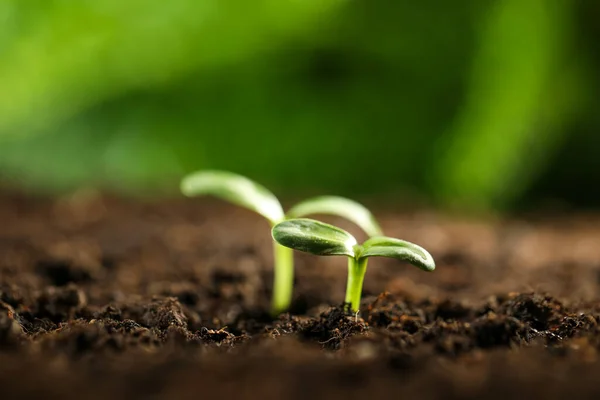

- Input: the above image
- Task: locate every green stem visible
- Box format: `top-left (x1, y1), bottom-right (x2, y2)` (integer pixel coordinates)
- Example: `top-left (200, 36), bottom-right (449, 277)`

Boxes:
top-left (344, 257), bottom-right (368, 313)
top-left (271, 242), bottom-right (294, 316)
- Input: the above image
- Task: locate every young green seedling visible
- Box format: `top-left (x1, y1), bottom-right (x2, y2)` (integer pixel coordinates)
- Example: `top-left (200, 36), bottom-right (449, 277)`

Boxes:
top-left (272, 218), bottom-right (435, 313)
top-left (180, 170), bottom-right (382, 315)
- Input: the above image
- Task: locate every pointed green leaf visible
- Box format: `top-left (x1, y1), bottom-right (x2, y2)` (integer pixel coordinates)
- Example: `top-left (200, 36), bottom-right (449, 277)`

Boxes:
top-left (287, 196), bottom-right (383, 237)
top-left (180, 170), bottom-right (284, 224)
top-left (272, 218), bottom-right (357, 257)
top-left (360, 236), bottom-right (435, 272)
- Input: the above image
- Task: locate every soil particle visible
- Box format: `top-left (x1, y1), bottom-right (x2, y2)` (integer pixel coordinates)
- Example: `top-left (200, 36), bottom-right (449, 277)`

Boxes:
top-left (0, 301), bottom-right (24, 348)
top-left (140, 297), bottom-right (187, 331)
top-left (36, 259), bottom-right (96, 286)
top-left (300, 306), bottom-right (368, 349)
top-left (502, 292), bottom-right (562, 330)
top-left (34, 284), bottom-right (87, 323)
top-left (470, 313), bottom-right (528, 349)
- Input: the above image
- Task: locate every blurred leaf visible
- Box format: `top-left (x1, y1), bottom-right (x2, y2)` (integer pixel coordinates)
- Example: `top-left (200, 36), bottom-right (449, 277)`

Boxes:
top-left (287, 196), bottom-right (382, 237)
top-left (0, 0), bottom-right (343, 138)
top-left (429, 0), bottom-right (578, 209)
top-left (0, 1), bottom-right (592, 210)
top-left (0, 1), bottom-right (474, 195)
top-left (181, 170), bottom-right (284, 224)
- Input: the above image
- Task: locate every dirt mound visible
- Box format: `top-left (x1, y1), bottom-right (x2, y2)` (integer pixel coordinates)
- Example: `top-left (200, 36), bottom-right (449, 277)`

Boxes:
top-left (1, 193), bottom-right (600, 399)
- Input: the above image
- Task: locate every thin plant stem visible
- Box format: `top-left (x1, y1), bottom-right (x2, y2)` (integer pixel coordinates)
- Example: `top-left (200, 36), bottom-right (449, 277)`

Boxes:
top-left (271, 243), bottom-right (294, 315)
top-left (344, 257), bottom-right (368, 313)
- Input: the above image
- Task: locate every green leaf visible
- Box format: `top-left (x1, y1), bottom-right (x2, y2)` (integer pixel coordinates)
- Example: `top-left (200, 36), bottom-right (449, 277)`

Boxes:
top-left (429, 0), bottom-right (571, 209)
top-left (272, 218), bottom-right (357, 257)
top-left (180, 170), bottom-right (284, 224)
top-left (360, 236), bottom-right (435, 272)
top-left (0, 0), bottom-right (344, 139)
top-left (286, 196), bottom-right (383, 237)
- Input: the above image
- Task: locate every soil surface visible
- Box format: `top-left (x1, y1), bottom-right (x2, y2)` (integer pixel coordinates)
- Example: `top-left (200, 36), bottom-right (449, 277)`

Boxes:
top-left (1, 191), bottom-right (600, 399)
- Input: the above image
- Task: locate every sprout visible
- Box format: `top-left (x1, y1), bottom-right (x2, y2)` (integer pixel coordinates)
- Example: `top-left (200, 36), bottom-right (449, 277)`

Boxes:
top-left (272, 218), bottom-right (435, 313)
top-left (180, 170), bottom-right (382, 315)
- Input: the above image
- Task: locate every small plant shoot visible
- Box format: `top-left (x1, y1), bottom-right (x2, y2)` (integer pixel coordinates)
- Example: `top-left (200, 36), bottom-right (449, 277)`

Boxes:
top-left (272, 218), bottom-right (435, 313)
top-left (180, 170), bottom-right (383, 315)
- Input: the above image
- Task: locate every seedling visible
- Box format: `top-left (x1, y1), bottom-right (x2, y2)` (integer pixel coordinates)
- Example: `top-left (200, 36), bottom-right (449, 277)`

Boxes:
top-left (272, 218), bottom-right (435, 313)
top-left (180, 170), bottom-right (382, 315)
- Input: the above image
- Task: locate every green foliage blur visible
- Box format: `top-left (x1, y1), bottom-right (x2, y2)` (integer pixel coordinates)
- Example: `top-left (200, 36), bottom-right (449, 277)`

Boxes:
top-left (0, 0), bottom-right (598, 210)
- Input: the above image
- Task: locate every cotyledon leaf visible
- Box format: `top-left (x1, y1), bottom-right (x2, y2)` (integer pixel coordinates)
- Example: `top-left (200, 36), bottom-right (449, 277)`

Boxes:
top-left (359, 236), bottom-right (435, 272)
top-left (180, 170), bottom-right (285, 224)
top-left (272, 218), bottom-right (357, 257)
top-left (286, 196), bottom-right (383, 237)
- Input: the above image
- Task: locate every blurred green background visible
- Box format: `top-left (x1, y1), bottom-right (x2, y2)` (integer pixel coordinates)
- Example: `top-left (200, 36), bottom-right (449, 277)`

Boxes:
top-left (0, 0), bottom-right (598, 210)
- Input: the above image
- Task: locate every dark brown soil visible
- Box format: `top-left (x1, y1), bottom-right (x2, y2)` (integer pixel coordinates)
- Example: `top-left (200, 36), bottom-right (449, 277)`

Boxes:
top-left (1, 191), bottom-right (600, 399)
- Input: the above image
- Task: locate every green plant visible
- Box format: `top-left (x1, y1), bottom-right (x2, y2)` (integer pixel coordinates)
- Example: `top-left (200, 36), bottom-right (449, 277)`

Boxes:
top-left (272, 218), bottom-right (435, 313)
top-left (180, 170), bottom-right (382, 315)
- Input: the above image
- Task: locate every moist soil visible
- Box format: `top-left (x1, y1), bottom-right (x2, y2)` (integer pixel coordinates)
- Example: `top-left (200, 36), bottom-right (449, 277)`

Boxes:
top-left (1, 192), bottom-right (600, 399)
